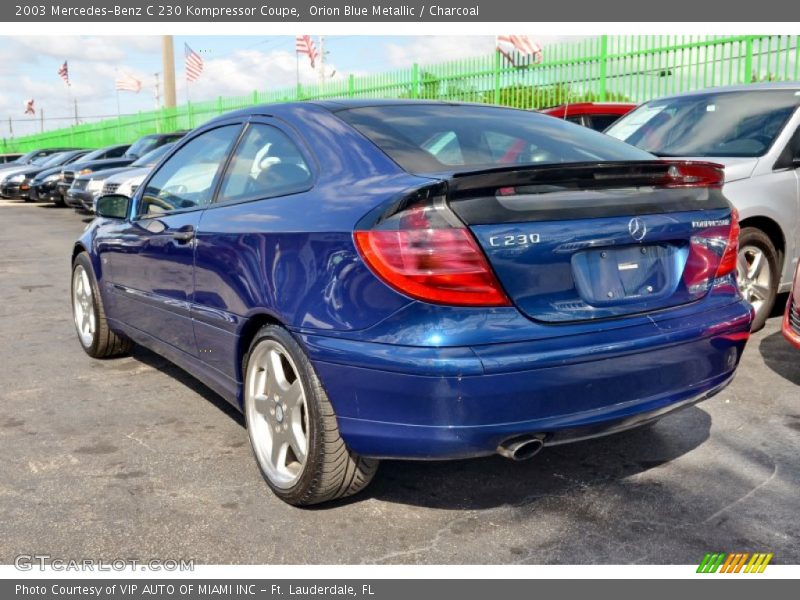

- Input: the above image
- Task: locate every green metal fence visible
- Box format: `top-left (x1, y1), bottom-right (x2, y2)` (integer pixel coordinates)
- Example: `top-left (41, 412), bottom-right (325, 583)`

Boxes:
top-left (4, 34), bottom-right (800, 152)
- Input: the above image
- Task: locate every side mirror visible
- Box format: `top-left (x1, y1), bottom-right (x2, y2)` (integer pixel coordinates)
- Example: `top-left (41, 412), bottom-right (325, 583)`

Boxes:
top-left (95, 194), bottom-right (130, 219)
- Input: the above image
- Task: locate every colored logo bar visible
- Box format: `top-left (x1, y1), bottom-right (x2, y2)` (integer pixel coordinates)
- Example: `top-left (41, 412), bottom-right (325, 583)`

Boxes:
top-left (697, 552), bottom-right (773, 573)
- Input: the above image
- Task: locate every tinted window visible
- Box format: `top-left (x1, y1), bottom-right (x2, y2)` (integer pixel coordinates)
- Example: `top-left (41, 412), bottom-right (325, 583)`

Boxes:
top-left (105, 145), bottom-right (129, 158)
top-left (590, 114), bottom-right (623, 131)
top-left (218, 124), bottom-right (312, 203)
top-left (606, 90), bottom-right (800, 157)
top-left (138, 126), bottom-right (240, 217)
top-left (336, 104), bottom-right (652, 174)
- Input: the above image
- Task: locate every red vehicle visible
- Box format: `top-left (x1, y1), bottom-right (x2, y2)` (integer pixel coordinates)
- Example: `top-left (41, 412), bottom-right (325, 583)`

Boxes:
top-left (541, 102), bottom-right (637, 131)
top-left (783, 262), bottom-right (800, 349)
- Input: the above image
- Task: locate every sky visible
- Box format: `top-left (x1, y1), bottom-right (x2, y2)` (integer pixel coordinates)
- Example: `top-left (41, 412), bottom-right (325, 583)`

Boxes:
top-left (0, 35), bottom-right (582, 139)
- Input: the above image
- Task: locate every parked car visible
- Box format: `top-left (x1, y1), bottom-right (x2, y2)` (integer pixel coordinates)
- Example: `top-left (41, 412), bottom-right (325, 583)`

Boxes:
top-left (72, 101), bottom-right (753, 505)
top-left (0, 149), bottom-right (89, 200)
top-left (0, 153), bottom-right (23, 164)
top-left (100, 143), bottom-right (177, 200)
top-left (606, 83), bottom-right (800, 330)
top-left (784, 262), bottom-right (800, 349)
top-left (37, 144), bottom-right (131, 206)
top-left (541, 102), bottom-right (637, 131)
top-left (60, 133), bottom-right (184, 200)
top-left (0, 148), bottom-right (79, 189)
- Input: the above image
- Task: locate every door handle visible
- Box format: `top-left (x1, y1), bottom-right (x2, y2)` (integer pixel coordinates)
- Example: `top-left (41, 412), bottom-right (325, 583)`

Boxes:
top-left (172, 225), bottom-right (195, 243)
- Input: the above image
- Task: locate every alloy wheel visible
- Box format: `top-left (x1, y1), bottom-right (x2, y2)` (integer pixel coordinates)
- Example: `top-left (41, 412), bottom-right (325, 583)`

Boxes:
top-left (245, 339), bottom-right (309, 489)
top-left (72, 265), bottom-right (95, 348)
top-left (737, 245), bottom-right (772, 315)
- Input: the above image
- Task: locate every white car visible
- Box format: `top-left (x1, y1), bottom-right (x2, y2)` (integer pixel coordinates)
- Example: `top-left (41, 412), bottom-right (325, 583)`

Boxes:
top-left (607, 83), bottom-right (800, 330)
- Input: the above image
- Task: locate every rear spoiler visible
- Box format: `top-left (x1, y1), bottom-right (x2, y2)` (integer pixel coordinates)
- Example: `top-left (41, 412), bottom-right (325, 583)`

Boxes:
top-left (443, 161), bottom-right (730, 225)
top-left (447, 161), bottom-right (724, 199)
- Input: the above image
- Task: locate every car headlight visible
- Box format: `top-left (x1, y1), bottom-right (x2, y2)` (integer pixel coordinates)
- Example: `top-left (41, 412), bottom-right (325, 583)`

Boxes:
top-left (8, 174), bottom-right (24, 183)
top-left (86, 179), bottom-right (104, 192)
top-left (43, 173), bottom-right (61, 183)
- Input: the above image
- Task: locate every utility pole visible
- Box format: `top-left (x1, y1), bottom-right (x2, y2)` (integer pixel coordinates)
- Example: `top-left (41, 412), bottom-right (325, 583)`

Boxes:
top-left (162, 35), bottom-right (177, 108)
top-left (40, 109), bottom-right (44, 133)
top-left (74, 98), bottom-right (79, 125)
top-left (8, 117), bottom-right (13, 138)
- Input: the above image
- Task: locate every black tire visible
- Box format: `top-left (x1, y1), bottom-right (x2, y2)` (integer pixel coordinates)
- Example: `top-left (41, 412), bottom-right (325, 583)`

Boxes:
top-left (243, 324), bottom-right (378, 506)
top-left (737, 227), bottom-right (780, 332)
top-left (71, 252), bottom-right (133, 358)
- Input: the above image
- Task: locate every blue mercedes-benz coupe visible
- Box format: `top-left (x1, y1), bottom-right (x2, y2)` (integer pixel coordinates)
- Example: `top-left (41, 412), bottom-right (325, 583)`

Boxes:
top-left (71, 100), bottom-right (753, 505)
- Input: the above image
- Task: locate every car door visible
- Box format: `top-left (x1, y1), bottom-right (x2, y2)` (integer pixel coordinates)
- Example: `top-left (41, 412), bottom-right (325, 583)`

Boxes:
top-left (100, 123), bottom-right (243, 353)
top-left (192, 120), bottom-right (315, 380)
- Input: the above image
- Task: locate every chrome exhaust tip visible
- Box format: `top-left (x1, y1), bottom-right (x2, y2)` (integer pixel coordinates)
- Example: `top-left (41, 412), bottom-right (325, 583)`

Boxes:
top-left (497, 435), bottom-right (545, 461)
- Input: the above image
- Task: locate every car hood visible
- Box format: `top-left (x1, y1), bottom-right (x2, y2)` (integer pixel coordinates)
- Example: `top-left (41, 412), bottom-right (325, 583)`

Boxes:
top-left (679, 156), bottom-right (759, 183)
top-left (31, 165), bottom-right (65, 183)
top-left (105, 166), bottom-right (151, 185)
top-left (0, 165), bottom-right (30, 181)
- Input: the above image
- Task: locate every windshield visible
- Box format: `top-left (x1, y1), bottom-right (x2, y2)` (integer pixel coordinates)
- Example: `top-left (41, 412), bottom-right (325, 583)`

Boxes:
top-left (131, 143), bottom-right (174, 167)
top-left (336, 104), bottom-right (653, 174)
top-left (606, 89), bottom-right (800, 157)
top-left (42, 152), bottom-right (76, 167)
top-left (125, 134), bottom-right (182, 158)
top-left (32, 154), bottom-right (57, 166)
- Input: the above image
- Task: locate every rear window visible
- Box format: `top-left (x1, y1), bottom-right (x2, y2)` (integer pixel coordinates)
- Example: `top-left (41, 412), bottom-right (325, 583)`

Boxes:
top-left (335, 104), bottom-right (653, 174)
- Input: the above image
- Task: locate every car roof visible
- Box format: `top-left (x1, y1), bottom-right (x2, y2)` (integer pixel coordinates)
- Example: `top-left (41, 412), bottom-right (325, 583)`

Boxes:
top-left (540, 102), bottom-right (637, 116)
top-left (648, 81), bottom-right (800, 101)
top-left (207, 99), bottom-right (538, 124)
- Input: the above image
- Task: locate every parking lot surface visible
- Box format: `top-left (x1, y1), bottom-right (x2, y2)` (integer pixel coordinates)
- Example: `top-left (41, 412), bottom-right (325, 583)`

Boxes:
top-left (0, 199), bottom-right (798, 565)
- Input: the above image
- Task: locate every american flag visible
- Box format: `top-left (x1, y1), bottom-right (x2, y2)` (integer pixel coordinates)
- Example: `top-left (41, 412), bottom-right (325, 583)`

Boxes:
top-left (184, 43), bottom-right (204, 82)
top-left (58, 60), bottom-right (70, 86)
top-left (24, 99), bottom-right (35, 115)
top-left (295, 35), bottom-right (318, 69)
top-left (115, 72), bottom-right (142, 93)
top-left (496, 35), bottom-right (543, 66)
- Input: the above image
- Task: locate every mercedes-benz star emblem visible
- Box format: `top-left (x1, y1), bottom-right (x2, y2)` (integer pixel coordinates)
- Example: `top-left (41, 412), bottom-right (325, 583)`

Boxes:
top-left (628, 217), bottom-right (647, 241)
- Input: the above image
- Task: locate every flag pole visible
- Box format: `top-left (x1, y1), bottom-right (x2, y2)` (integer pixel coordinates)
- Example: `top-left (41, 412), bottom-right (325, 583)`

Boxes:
top-left (186, 77), bottom-right (192, 128)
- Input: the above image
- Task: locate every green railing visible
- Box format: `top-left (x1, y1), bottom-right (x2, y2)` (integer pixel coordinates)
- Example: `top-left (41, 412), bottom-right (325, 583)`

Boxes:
top-left (4, 34), bottom-right (799, 152)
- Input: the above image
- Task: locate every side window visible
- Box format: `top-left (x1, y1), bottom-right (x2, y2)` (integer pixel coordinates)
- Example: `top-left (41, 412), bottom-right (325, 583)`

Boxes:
top-left (138, 125), bottom-right (240, 217)
top-left (218, 124), bottom-right (312, 203)
top-left (106, 146), bottom-right (128, 158)
top-left (590, 114), bottom-right (623, 132)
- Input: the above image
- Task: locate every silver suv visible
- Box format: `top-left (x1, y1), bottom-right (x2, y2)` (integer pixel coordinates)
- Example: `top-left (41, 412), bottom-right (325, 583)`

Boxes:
top-left (607, 83), bottom-right (800, 330)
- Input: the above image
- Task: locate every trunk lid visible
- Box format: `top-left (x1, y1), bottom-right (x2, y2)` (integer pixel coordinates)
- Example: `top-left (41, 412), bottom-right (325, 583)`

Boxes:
top-left (446, 162), bottom-right (734, 322)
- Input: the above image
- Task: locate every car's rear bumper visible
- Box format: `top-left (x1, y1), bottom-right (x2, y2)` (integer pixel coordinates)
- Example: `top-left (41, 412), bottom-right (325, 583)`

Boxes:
top-left (302, 298), bottom-right (753, 459)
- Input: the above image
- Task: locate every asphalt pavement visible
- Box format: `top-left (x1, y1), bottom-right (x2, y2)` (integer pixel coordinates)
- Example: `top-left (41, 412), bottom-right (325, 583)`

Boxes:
top-left (0, 199), bottom-right (798, 565)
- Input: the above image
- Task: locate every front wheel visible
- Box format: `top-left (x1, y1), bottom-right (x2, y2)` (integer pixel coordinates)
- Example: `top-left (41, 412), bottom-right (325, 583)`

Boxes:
top-left (736, 227), bottom-right (779, 332)
top-left (243, 325), bottom-right (378, 506)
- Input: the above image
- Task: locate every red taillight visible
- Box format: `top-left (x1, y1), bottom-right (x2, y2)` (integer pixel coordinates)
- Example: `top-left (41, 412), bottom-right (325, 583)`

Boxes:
top-left (354, 201), bottom-right (511, 307)
top-left (662, 161), bottom-right (725, 188)
top-left (683, 207), bottom-right (739, 293)
top-left (717, 207), bottom-right (740, 277)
